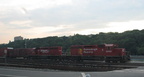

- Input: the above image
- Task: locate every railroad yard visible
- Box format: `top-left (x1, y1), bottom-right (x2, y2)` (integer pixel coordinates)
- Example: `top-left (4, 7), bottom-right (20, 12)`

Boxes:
top-left (0, 58), bottom-right (144, 72)
top-left (0, 44), bottom-right (142, 72)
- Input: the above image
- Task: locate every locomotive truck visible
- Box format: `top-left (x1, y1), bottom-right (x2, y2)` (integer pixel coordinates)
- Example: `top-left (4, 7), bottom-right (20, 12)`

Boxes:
top-left (0, 44), bottom-right (130, 63)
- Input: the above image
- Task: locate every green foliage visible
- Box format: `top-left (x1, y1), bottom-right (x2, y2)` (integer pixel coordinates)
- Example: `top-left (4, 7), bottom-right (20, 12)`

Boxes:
top-left (1, 29), bottom-right (144, 55)
top-left (137, 47), bottom-right (144, 55)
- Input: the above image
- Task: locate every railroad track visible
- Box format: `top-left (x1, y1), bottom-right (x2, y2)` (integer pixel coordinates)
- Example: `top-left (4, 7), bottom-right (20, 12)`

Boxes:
top-left (0, 58), bottom-right (143, 71)
top-left (0, 58), bottom-right (144, 66)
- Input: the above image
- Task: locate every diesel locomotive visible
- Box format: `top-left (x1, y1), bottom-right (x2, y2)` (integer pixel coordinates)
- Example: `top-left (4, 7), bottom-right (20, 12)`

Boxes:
top-left (0, 44), bottom-right (130, 63)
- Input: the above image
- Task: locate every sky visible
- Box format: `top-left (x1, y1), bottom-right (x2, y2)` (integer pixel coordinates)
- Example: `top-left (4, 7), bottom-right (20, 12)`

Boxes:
top-left (0, 0), bottom-right (144, 44)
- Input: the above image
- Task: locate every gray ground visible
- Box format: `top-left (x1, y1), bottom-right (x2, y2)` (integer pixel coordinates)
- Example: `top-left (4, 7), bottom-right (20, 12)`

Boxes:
top-left (0, 66), bottom-right (144, 77)
top-left (0, 58), bottom-right (144, 77)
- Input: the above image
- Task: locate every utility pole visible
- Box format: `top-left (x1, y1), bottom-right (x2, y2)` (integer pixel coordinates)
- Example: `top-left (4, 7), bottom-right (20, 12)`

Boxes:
top-left (4, 49), bottom-right (7, 64)
top-left (24, 39), bottom-right (27, 48)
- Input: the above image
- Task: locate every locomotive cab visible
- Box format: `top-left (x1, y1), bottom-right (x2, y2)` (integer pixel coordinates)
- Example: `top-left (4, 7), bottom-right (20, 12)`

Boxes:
top-left (104, 44), bottom-right (130, 63)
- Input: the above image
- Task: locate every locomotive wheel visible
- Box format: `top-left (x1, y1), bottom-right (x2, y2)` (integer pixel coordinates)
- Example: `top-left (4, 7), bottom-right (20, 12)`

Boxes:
top-left (120, 60), bottom-right (126, 63)
top-left (112, 61), bottom-right (118, 63)
top-left (105, 60), bottom-right (110, 63)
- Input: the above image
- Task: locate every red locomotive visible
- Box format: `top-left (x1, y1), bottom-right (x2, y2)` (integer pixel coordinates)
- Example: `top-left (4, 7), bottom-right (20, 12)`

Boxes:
top-left (70, 44), bottom-right (130, 63)
top-left (0, 47), bottom-right (13, 57)
top-left (35, 46), bottom-right (62, 56)
top-left (0, 44), bottom-right (130, 63)
top-left (8, 48), bottom-right (35, 58)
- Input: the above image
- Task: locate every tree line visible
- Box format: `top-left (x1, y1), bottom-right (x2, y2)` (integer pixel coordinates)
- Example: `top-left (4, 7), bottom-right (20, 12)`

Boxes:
top-left (0, 29), bottom-right (144, 55)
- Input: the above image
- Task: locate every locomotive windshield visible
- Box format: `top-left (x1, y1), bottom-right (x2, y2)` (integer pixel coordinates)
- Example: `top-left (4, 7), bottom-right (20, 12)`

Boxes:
top-left (98, 45), bottom-right (105, 48)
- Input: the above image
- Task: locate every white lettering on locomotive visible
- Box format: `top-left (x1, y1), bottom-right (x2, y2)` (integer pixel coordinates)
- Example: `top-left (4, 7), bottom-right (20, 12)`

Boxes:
top-left (83, 48), bottom-right (97, 53)
top-left (40, 50), bottom-right (49, 53)
top-left (83, 51), bottom-right (94, 53)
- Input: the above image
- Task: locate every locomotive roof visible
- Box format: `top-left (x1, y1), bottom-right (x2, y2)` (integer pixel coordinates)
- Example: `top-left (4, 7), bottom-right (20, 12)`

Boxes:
top-left (104, 44), bottom-right (118, 47)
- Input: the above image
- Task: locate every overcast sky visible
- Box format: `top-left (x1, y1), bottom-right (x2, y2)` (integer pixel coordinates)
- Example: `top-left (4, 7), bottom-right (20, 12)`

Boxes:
top-left (0, 0), bottom-right (144, 44)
